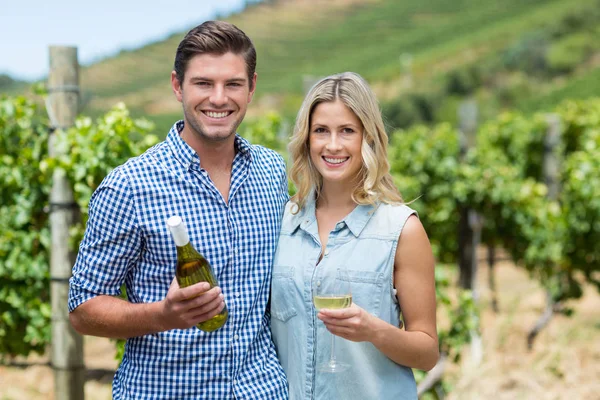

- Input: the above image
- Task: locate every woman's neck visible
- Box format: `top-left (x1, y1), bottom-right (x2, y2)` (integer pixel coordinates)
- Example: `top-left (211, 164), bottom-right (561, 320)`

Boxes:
top-left (317, 182), bottom-right (356, 215)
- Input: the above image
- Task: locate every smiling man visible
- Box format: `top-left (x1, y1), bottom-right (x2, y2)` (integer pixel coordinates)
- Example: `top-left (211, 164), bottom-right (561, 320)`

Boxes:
top-left (68, 21), bottom-right (289, 399)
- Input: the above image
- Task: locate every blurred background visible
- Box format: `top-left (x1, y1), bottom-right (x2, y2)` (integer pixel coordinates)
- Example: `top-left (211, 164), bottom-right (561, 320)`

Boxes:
top-left (1, 0), bottom-right (599, 399)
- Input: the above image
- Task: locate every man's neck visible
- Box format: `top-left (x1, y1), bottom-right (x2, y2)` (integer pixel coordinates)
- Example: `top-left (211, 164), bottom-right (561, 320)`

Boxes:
top-left (181, 127), bottom-right (236, 170)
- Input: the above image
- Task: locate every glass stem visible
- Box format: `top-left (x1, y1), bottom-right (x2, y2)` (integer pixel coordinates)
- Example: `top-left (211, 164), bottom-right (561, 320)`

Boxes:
top-left (329, 332), bottom-right (336, 366)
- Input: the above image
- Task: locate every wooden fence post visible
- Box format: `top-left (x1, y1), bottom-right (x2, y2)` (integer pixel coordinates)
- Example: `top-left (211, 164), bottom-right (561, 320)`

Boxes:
top-left (47, 46), bottom-right (85, 400)
top-left (487, 246), bottom-right (499, 312)
top-left (527, 114), bottom-right (562, 350)
top-left (457, 99), bottom-right (482, 297)
top-left (457, 98), bottom-right (483, 367)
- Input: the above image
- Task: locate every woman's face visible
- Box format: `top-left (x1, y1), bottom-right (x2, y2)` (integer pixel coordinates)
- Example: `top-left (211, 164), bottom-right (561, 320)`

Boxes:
top-left (309, 100), bottom-right (364, 187)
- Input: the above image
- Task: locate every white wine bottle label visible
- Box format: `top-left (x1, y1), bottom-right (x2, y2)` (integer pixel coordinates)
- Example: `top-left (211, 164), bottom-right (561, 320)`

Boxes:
top-left (167, 216), bottom-right (190, 247)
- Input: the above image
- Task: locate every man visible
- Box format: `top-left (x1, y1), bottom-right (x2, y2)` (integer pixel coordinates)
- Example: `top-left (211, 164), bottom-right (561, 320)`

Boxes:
top-left (68, 21), bottom-right (289, 399)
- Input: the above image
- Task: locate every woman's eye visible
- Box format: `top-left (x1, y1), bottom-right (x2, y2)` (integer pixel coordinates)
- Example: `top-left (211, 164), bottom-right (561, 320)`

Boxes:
top-left (343, 128), bottom-right (355, 134)
top-left (313, 128), bottom-right (326, 133)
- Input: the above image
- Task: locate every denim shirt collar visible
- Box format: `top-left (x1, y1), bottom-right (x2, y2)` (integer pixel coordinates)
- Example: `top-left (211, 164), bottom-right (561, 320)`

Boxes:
top-left (290, 192), bottom-right (378, 238)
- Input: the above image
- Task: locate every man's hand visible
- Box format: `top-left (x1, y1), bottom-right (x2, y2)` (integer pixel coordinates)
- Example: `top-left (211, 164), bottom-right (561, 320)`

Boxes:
top-left (317, 303), bottom-right (378, 343)
top-left (159, 278), bottom-right (226, 330)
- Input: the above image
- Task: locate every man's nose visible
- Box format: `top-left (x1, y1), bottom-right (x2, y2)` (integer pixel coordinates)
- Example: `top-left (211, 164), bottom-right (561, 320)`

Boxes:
top-left (209, 85), bottom-right (228, 107)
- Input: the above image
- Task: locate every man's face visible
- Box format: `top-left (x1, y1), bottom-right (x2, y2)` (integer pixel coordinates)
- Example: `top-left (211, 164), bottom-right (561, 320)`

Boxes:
top-left (171, 52), bottom-right (256, 143)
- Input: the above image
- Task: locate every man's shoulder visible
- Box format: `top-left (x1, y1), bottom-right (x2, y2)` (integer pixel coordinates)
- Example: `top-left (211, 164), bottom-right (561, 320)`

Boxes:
top-left (100, 141), bottom-right (168, 186)
top-left (249, 144), bottom-right (285, 169)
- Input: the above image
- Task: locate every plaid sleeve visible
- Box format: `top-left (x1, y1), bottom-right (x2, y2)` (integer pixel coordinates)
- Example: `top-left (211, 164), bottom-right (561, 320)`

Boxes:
top-left (68, 169), bottom-right (142, 312)
top-left (277, 155), bottom-right (290, 205)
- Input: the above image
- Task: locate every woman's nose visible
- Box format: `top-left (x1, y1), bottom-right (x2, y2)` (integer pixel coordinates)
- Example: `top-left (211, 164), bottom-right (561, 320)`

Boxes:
top-left (325, 133), bottom-right (342, 151)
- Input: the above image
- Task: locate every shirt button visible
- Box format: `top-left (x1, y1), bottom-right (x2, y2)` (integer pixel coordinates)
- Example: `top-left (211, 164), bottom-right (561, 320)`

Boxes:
top-left (324, 249), bottom-right (329, 256)
top-left (317, 281), bottom-right (321, 287)
top-left (235, 292), bottom-right (241, 298)
top-left (234, 334), bottom-right (239, 340)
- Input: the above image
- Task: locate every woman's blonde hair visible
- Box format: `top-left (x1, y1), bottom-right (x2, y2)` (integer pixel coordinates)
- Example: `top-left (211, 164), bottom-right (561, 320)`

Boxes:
top-left (289, 72), bottom-right (403, 211)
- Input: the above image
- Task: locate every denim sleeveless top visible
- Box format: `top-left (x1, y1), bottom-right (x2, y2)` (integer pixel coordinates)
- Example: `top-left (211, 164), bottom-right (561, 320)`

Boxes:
top-left (271, 198), bottom-right (418, 400)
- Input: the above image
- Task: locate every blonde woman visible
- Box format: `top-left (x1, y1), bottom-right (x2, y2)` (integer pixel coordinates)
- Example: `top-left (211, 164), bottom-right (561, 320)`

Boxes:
top-left (270, 72), bottom-right (438, 399)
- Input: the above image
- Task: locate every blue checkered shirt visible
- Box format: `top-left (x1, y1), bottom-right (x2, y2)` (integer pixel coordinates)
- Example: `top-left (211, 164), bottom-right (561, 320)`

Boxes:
top-left (68, 121), bottom-right (289, 399)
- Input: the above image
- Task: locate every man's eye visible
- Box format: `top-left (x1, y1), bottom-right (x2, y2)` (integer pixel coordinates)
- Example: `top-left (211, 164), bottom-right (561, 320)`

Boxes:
top-left (228, 82), bottom-right (242, 87)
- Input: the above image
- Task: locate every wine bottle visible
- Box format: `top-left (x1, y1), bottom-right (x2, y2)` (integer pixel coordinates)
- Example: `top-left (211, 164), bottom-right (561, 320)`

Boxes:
top-left (167, 215), bottom-right (228, 332)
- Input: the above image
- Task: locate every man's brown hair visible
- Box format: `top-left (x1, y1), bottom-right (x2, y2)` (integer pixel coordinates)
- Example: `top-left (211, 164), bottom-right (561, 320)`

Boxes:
top-left (174, 20), bottom-right (257, 89)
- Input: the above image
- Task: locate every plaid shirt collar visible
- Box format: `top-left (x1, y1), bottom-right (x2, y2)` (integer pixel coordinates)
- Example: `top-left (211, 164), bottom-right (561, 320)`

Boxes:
top-left (167, 120), bottom-right (252, 170)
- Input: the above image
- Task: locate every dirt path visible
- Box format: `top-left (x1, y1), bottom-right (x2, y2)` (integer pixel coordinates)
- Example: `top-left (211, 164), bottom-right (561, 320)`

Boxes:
top-left (0, 336), bottom-right (116, 400)
top-left (447, 261), bottom-right (600, 400)
top-left (0, 262), bottom-right (598, 399)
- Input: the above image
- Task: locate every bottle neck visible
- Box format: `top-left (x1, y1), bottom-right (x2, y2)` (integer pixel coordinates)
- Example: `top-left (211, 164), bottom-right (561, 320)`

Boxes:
top-left (175, 240), bottom-right (207, 261)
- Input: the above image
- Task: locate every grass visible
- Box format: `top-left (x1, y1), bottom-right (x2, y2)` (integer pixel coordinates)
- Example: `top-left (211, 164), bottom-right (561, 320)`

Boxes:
top-left (6, 0), bottom-right (600, 128)
top-left (70, 0), bottom-right (600, 121)
top-left (518, 66), bottom-right (600, 112)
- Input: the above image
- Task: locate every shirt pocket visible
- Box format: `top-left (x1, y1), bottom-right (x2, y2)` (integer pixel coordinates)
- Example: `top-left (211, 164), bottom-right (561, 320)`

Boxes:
top-left (338, 269), bottom-right (385, 317)
top-left (271, 266), bottom-right (298, 322)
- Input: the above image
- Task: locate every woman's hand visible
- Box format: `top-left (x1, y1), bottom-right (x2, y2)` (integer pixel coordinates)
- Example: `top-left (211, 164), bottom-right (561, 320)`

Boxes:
top-left (317, 303), bottom-right (380, 343)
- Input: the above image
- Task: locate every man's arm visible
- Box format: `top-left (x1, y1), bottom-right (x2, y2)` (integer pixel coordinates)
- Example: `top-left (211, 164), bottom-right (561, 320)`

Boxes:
top-left (70, 280), bottom-right (225, 339)
top-left (68, 172), bottom-right (225, 339)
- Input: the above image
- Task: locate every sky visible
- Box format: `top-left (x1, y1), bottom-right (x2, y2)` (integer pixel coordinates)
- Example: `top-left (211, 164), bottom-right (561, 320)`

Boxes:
top-left (0, 0), bottom-right (250, 81)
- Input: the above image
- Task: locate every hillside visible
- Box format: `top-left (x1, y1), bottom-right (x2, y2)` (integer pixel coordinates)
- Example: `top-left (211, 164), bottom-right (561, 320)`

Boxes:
top-left (22, 0), bottom-right (600, 134)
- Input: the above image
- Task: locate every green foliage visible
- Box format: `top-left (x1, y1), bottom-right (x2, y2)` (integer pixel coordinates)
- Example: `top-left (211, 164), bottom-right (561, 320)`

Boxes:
top-left (471, 99), bottom-right (600, 296)
top-left (388, 97), bottom-right (600, 304)
top-left (0, 96), bottom-right (157, 357)
top-left (386, 98), bottom-right (600, 395)
top-left (503, 30), bottom-right (550, 76)
top-left (239, 112), bottom-right (286, 155)
top-left (45, 103), bottom-right (157, 212)
top-left (389, 123), bottom-right (462, 262)
top-left (380, 0), bottom-right (600, 128)
top-left (44, 0), bottom-right (596, 125)
top-left (3, 92), bottom-right (599, 400)
top-left (446, 66), bottom-right (483, 97)
top-left (435, 267), bottom-right (478, 362)
top-left (557, 100), bottom-right (600, 292)
top-left (0, 96), bottom-right (51, 357)
top-left (413, 266), bottom-right (478, 397)
top-left (546, 33), bottom-right (596, 73)
top-left (382, 92), bottom-right (441, 131)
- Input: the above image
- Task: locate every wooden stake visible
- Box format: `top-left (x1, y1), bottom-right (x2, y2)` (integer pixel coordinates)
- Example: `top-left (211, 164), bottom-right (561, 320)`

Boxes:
top-left (48, 46), bottom-right (85, 400)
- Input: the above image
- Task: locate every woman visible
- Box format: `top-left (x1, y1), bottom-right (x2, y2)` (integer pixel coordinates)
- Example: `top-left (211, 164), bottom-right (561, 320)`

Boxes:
top-left (271, 72), bottom-right (438, 399)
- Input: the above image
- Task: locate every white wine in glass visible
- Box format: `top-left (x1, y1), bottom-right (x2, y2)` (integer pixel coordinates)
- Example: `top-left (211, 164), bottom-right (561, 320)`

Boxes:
top-left (313, 271), bottom-right (352, 373)
top-left (313, 294), bottom-right (352, 310)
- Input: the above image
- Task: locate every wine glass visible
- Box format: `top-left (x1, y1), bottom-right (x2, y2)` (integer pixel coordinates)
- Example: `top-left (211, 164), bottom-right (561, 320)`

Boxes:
top-left (312, 269), bottom-right (352, 373)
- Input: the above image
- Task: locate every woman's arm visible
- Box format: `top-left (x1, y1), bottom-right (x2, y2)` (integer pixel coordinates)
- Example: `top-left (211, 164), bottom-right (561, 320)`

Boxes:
top-left (317, 214), bottom-right (439, 370)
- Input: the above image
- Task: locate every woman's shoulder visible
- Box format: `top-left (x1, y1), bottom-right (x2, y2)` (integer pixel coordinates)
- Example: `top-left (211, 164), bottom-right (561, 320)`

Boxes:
top-left (375, 202), bottom-right (417, 221)
top-left (362, 203), bottom-right (418, 238)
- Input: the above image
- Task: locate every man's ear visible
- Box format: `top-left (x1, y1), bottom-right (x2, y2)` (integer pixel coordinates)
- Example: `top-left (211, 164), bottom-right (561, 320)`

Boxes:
top-left (248, 72), bottom-right (257, 103)
top-left (171, 71), bottom-right (183, 103)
